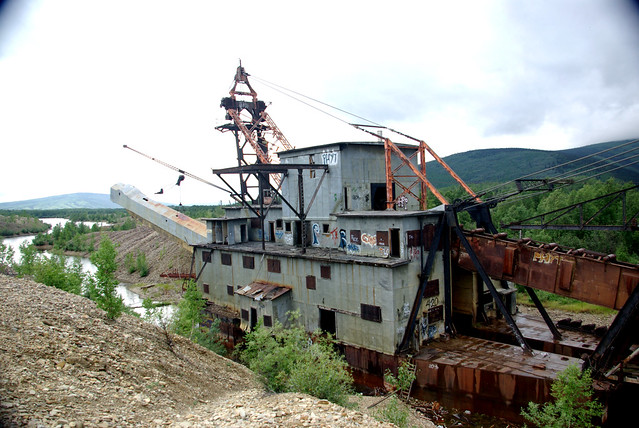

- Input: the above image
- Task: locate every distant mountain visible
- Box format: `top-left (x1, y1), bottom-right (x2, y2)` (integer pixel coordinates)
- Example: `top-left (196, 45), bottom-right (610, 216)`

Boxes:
top-left (425, 139), bottom-right (639, 188)
top-left (0, 193), bottom-right (119, 210)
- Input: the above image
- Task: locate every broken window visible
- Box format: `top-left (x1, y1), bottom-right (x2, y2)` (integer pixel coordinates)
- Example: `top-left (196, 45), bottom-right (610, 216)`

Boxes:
top-left (221, 253), bottom-right (232, 266)
top-left (202, 251), bottom-right (211, 263)
top-left (361, 303), bottom-right (382, 323)
top-left (226, 285), bottom-right (234, 296)
top-left (306, 275), bottom-right (316, 290)
top-left (322, 223), bottom-right (329, 233)
top-left (276, 219), bottom-right (283, 228)
top-left (263, 315), bottom-right (273, 327)
top-left (320, 265), bottom-right (331, 279)
top-left (267, 258), bottom-right (281, 273)
top-left (203, 283), bottom-right (210, 294)
top-left (241, 309), bottom-right (249, 321)
top-left (285, 222), bottom-right (292, 232)
top-left (243, 255), bottom-right (255, 269)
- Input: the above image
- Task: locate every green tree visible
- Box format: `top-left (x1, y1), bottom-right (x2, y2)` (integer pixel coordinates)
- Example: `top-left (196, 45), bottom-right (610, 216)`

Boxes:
top-left (521, 364), bottom-right (603, 428)
top-left (89, 236), bottom-right (124, 319)
top-left (171, 281), bottom-right (225, 354)
top-left (0, 242), bottom-right (15, 274)
top-left (136, 251), bottom-right (149, 277)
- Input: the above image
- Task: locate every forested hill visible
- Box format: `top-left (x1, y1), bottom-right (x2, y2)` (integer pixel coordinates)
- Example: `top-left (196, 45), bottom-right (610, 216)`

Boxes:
top-left (425, 139), bottom-right (639, 188)
top-left (0, 193), bottom-right (118, 210)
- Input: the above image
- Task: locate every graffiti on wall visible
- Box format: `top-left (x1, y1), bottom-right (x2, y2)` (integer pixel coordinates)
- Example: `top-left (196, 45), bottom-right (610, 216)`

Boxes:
top-left (361, 233), bottom-right (377, 247)
top-left (377, 247), bottom-right (389, 257)
top-left (275, 230), bottom-right (284, 239)
top-left (339, 230), bottom-right (347, 249)
top-left (396, 195), bottom-right (408, 210)
top-left (312, 223), bottom-right (320, 246)
top-left (346, 243), bottom-right (360, 254)
top-left (408, 247), bottom-right (421, 260)
top-left (320, 151), bottom-right (339, 165)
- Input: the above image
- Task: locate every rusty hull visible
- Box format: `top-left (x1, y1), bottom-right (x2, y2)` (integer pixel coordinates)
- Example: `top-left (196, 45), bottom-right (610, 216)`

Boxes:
top-left (456, 231), bottom-right (639, 310)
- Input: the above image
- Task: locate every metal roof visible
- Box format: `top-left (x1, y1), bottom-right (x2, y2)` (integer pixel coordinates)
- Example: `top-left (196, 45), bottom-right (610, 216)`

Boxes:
top-left (235, 281), bottom-right (291, 301)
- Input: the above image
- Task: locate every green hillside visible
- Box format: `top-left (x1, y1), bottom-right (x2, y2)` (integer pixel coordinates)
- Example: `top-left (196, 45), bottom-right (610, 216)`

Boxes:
top-left (0, 193), bottom-right (118, 210)
top-left (425, 139), bottom-right (639, 188)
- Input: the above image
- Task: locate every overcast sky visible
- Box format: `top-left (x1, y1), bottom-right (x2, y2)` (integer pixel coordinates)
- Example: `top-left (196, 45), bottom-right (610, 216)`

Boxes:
top-left (1, 0), bottom-right (638, 205)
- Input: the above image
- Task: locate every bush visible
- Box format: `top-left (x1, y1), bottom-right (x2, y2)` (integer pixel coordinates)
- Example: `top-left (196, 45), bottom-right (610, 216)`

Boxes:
top-left (136, 251), bottom-right (149, 277)
top-left (0, 242), bottom-right (15, 274)
top-left (521, 364), bottom-right (604, 428)
top-left (384, 358), bottom-right (416, 400)
top-left (239, 311), bottom-right (354, 406)
top-left (375, 396), bottom-right (411, 428)
top-left (125, 252), bottom-right (136, 274)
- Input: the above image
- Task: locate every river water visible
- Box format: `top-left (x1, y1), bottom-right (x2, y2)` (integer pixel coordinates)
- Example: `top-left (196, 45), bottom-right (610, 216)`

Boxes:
top-left (1, 218), bottom-right (173, 318)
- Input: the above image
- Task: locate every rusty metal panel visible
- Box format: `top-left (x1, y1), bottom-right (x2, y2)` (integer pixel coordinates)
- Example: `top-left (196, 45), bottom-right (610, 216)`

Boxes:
top-left (616, 271), bottom-right (639, 309)
top-left (428, 305), bottom-right (444, 323)
top-left (407, 230), bottom-right (421, 247)
top-left (557, 259), bottom-right (575, 291)
top-left (350, 229), bottom-right (361, 244)
top-left (424, 279), bottom-right (439, 298)
top-left (503, 246), bottom-right (515, 276)
top-left (306, 275), bottom-right (316, 290)
top-left (377, 231), bottom-right (389, 246)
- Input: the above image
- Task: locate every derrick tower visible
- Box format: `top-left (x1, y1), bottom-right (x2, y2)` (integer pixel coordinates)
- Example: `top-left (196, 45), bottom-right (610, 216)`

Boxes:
top-left (216, 64), bottom-right (293, 203)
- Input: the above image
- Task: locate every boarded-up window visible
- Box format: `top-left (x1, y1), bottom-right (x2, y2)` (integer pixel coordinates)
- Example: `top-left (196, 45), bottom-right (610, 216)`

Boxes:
top-left (320, 265), bottom-right (331, 279)
top-left (423, 224), bottom-right (442, 250)
top-left (377, 231), bottom-right (389, 246)
top-left (202, 251), bottom-right (211, 263)
top-left (276, 219), bottom-right (283, 228)
top-left (428, 305), bottom-right (444, 323)
top-left (424, 279), bottom-right (439, 298)
top-left (241, 309), bottom-right (249, 321)
top-left (306, 275), bottom-right (316, 290)
top-left (203, 283), bottom-right (210, 294)
top-left (263, 315), bottom-right (273, 327)
top-left (250, 218), bottom-right (261, 228)
top-left (350, 230), bottom-right (361, 244)
top-left (267, 258), bottom-right (281, 273)
top-left (406, 230), bottom-right (421, 247)
top-left (361, 304), bottom-right (382, 323)
top-left (221, 253), bottom-right (232, 266)
top-left (243, 255), bottom-right (255, 269)
top-left (226, 285), bottom-right (234, 296)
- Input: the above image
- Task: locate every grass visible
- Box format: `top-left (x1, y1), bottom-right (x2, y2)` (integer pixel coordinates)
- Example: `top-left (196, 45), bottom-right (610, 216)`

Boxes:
top-left (516, 287), bottom-right (617, 315)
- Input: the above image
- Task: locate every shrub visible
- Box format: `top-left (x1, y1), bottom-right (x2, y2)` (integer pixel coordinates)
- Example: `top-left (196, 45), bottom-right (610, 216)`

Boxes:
top-left (375, 396), bottom-right (411, 428)
top-left (521, 364), bottom-right (604, 428)
top-left (89, 236), bottom-right (124, 319)
top-left (136, 251), bottom-right (149, 277)
top-left (384, 358), bottom-right (416, 400)
top-left (239, 312), bottom-right (354, 406)
top-left (0, 242), bottom-right (15, 274)
top-left (125, 252), bottom-right (136, 274)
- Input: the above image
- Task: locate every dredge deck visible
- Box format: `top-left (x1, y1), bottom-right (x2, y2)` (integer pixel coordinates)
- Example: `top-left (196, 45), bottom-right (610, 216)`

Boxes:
top-left (412, 334), bottom-right (581, 421)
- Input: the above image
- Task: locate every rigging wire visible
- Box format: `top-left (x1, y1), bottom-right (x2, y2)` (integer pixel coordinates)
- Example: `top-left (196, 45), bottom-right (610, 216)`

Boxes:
top-left (251, 75), bottom-right (382, 128)
top-left (251, 75), bottom-right (639, 208)
top-left (477, 138), bottom-right (639, 197)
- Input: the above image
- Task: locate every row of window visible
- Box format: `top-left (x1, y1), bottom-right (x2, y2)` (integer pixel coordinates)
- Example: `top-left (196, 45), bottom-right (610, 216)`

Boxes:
top-left (211, 251), bottom-right (333, 278)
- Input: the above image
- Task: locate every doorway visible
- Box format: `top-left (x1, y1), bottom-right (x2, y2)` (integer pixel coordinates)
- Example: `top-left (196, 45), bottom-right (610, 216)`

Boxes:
top-left (319, 308), bottom-right (336, 336)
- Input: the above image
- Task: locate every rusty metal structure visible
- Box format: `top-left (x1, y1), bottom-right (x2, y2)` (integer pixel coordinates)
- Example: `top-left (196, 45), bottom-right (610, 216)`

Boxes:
top-left (115, 65), bottom-right (639, 424)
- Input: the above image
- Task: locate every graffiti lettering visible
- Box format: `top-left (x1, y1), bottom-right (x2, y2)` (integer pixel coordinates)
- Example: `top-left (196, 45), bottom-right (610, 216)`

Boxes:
top-left (425, 297), bottom-right (439, 308)
top-left (329, 227), bottom-right (339, 241)
top-left (533, 251), bottom-right (559, 264)
top-left (275, 230), bottom-right (284, 239)
top-left (396, 195), bottom-right (408, 210)
top-left (408, 247), bottom-right (421, 260)
top-left (320, 152), bottom-right (339, 165)
top-left (346, 243), bottom-right (360, 254)
top-left (377, 247), bottom-right (389, 257)
top-left (429, 363), bottom-right (439, 370)
top-left (361, 233), bottom-right (377, 246)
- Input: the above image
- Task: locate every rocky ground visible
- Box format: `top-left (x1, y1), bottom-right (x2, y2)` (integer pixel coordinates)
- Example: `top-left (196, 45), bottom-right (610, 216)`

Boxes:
top-left (0, 274), bottom-right (437, 427)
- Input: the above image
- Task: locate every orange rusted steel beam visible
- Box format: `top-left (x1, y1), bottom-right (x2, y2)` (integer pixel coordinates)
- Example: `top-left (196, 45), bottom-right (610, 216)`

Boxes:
top-left (454, 232), bottom-right (639, 310)
top-left (419, 141), bottom-right (427, 210)
top-left (384, 139), bottom-right (394, 209)
top-left (385, 138), bottom-right (449, 205)
top-left (387, 128), bottom-right (479, 201)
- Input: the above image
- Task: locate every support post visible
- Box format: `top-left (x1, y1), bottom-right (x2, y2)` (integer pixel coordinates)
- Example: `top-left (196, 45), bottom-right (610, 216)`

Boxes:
top-left (525, 286), bottom-right (562, 340)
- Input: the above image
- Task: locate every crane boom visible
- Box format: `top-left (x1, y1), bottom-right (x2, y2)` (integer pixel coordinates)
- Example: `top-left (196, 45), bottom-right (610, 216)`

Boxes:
top-left (122, 145), bottom-right (237, 198)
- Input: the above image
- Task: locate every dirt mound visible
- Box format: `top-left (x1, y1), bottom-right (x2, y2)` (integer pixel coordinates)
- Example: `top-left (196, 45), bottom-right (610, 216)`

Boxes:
top-left (0, 275), bottom-right (395, 427)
